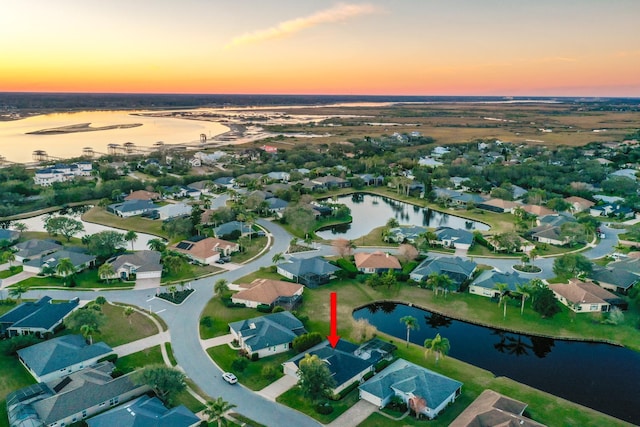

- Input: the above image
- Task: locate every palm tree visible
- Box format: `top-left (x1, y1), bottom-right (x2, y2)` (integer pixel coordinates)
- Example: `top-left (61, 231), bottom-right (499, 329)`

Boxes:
top-left (123, 306), bottom-right (135, 325)
top-left (124, 230), bottom-right (138, 251)
top-left (1, 251), bottom-right (15, 267)
top-left (8, 283), bottom-right (28, 303)
top-left (168, 285), bottom-right (177, 299)
top-left (12, 222), bottom-right (28, 233)
top-left (520, 253), bottom-right (530, 267)
top-left (214, 279), bottom-right (229, 298)
top-left (55, 258), bottom-right (76, 286)
top-left (272, 252), bottom-right (286, 264)
top-left (204, 397), bottom-right (237, 427)
top-left (427, 272), bottom-right (454, 297)
top-left (494, 282), bottom-right (509, 319)
top-left (98, 263), bottom-right (115, 283)
top-left (424, 333), bottom-right (450, 365)
top-left (399, 315), bottom-right (418, 348)
top-left (515, 283), bottom-right (532, 316)
top-left (80, 324), bottom-right (96, 345)
top-left (148, 238), bottom-right (167, 252)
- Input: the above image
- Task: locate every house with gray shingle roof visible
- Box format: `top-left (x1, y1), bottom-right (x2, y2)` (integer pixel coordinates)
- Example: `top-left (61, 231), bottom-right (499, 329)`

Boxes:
top-left (108, 250), bottom-right (162, 280)
top-left (410, 256), bottom-right (477, 288)
top-left (276, 256), bottom-right (340, 288)
top-left (0, 296), bottom-right (79, 338)
top-left (469, 270), bottom-right (529, 298)
top-left (359, 358), bottom-right (462, 419)
top-left (385, 225), bottom-right (428, 243)
top-left (6, 362), bottom-right (149, 427)
top-left (86, 395), bottom-right (200, 427)
top-left (107, 199), bottom-right (158, 218)
top-left (229, 311), bottom-right (306, 359)
top-left (434, 227), bottom-right (474, 250)
top-left (18, 335), bottom-right (113, 382)
top-left (283, 339), bottom-right (395, 396)
top-left (14, 239), bottom-right (63, 262)
top-left (213, 221), bottom-right (253, 239)
top-left (590, 262), bottom-right (640, 294)
top-left (23, 249), bottom-right (96, 275)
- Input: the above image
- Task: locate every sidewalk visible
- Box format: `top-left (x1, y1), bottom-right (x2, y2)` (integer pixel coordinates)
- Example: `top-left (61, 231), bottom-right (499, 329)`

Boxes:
top-left (256, 375), bottom-right (297, 401)
top-left (0, 271), bottom-right (36, 290)
top-left (112, 331), bottom-right (171, 358)
top-left (326, 400), bottom-right (377, 427)
top-left (200, 334), bottom-right (233, 350)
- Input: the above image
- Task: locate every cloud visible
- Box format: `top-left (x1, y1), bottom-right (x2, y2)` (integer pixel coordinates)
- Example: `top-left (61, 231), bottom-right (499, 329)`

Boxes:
top-left (226, 3), bottom-right (380, 49)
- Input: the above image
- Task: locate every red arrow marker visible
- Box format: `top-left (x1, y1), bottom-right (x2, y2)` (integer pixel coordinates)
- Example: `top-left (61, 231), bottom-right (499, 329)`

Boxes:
top-left (327, 292), bottom-right (340, 348)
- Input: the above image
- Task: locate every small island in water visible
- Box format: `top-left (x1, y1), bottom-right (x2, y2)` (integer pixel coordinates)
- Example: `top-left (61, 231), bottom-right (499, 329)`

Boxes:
top-left (26, 122), bottom-right (143, 135)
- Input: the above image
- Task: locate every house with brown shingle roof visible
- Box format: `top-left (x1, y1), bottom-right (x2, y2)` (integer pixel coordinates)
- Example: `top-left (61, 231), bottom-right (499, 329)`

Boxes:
top-left (124, 190), bottom-right (161, 201)
top-left (549, 279), bottom-right (621, 313)
top-left (231, 279), bottom-right (303, 309)
top-left (477, 198), bottom-right (519, 213)
top-left (354, 251), bottom-right (401, 274)
top-left (521, 204), bottom-right (555, 217)
top-left (170, 237), bottom-right (239, 264)
top-left (450, 389), bottom-right (546, 427)
top-left (564, 196), bottom-right (595, 213)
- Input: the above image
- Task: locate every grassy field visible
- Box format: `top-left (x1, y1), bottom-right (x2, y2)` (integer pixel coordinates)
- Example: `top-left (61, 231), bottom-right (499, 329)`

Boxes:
top-left (199, 297), bottom-right (259, 339)
top-left (206, 345), bottom-right (290, 390)
top-left (277, 385), bottom-right (361, 424)
top-left (82, 206), bottom-right (167, 238)
top-left (161, 264), bottom-right (219, 284)
top-left (116, 345), bottom-right (164, 373)
top-left (0, 341), bottom-right (37, 427)
top-left (229, 236), bottom-right (268, 264)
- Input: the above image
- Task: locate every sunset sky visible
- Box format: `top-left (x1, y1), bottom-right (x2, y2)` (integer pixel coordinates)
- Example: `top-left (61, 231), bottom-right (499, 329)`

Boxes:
top-left (2, 0), bottom-right (639, 96)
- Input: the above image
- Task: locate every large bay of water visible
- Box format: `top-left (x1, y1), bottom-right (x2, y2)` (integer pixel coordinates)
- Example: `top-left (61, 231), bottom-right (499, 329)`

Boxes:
top-left (0, 110), bottom-right (228, 163)
top-left (315, 193), bottom-right (490, 240)
top-left (354, 302), bottom-right (640, 424)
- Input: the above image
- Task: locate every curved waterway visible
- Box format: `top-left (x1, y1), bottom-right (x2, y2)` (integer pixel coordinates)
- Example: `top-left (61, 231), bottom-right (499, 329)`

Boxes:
top-left (353, 302), bottom-right (640, 424)
top-left (315, 193), bottom-right (489, 241)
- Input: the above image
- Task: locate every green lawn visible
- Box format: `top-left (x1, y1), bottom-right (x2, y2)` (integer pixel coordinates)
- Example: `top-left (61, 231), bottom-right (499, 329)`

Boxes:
top-left (116, 345), bottom-right (164, 373)
top-left (0, 266), bottom-right (22, 279)
top-left (82, 206), bottom-right (167, 238)
top-left (276, 385), bottom-right (361, 424)
top-left (206, 345), bottom-right (290, 390)
top-left (230, 236), bottom-right (268, 264)
top-left (161, 264), bottom-right (220, 284)
top-left (66, 302), bottom-right (160, 347)
top-left (199, 297), bottom-right (260, 340)
top-left (165, 343), bottom-right (178, 366)
top-left (14, 269), bottom-right (133, 290)
top-left (0, 341), bottom-right (37, 427)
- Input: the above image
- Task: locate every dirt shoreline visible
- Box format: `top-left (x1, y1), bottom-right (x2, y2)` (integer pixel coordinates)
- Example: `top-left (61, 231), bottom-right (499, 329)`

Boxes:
top-left (26, 122), bottom-right (143, 135)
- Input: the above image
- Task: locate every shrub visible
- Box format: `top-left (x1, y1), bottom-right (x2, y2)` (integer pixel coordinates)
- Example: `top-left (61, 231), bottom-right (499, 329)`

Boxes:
top-left (293, 332), bottom-right (324, 353)
top-left (251, 352), bottom-right (259, 361)
top-left (200, 316), bottom-right (213, 328)
top-left (257, 304), bottom-right (273, 313)
top-left (95, 296), bottom-right (107, 305)
top-left (231, 357), bottom-right (249, 372)
top-left (272, 306), bottom-right (285, 313)
top-left (97, 353), bottom-right (118, 363)
top-left (334, 381), bottom-right (360, 400)
top-left (5, 335), bottom-right (42, 355)
top-left (315, 402), bottom-right (334, 415)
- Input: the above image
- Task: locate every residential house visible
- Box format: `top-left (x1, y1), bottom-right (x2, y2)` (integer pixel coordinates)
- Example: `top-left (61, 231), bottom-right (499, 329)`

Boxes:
top-left (18, 335), bottom-right (113, 382)
top-left (0, 296), bottom-right (79, 338)
top-left (276, 256), bottom-right (340, 287)
top-left (213, 221), bottom-right (253, 239)
top-left (359, 174), bottom-right (384, 186)
top-left (450, 389), bottom-right (546, 427)
top-left (231, 279), bottom-right (304, 309)
top-left (123, 190), bottom-right (161, 201)
top-left (359, 358), bottom-right (462, 420)
top-left (477, 198), bottom-right (519, 213)
top-left (385, 225), bottom-right (428, 243)
top-left (6, 362), bottom-right (148, 427)
top-left (434, 227), bottom-right (474, 250)
top-left (354, 251), bottom-right (401, 274)
top-left (171, 237), bottom-right (238, 264)
top-left (409, 256), bottom-right (477, 289)
top-left (194, 151), bottom-right (227, 165)
top-left (87, 395), bottom-right (200, 427)
top-left (469, 270), bottom-right (529, 298)
top-left (13, 239), bottom-right (63, 263)
top-left (528, 213), bottom-right (576, 246)
top-left (590, 203), bottom-right (634, 219)
top-left (610, 168), bottom-right (638, 180)
top-left (283, 339), bottom-right (395, 396)
top-left (186, 180), bottom-right (213, 195)
top-left (418, 156), bottom-right (443, 168)
top-left (589, 259), bottom-right (640, 294)
top-left (23, 249), bottom-right (96, 275)
top-left (511, 185), bottom-right (528, 199)
top-left (564, 196), bottom-right (595, 213)
top-left (155, 202), bottom-right (192, 220)
top-left (521, 204), bottom-right (555, 217)
top-left (549, 279), bottom-right (624, 313)
top-left (212, 176), bottom-right (236, 189)
top-left (228, 311), bottom-right (306, 359)
top-left (108, 199), bottom-right (159, 218)
top-left (108, 250), bottom-right (162, 280)
top-left (33, 162), bottom-right (93, 186)
top-left (265, 197), bottom-right (289, 216)
top-left (311, 175), bottom-right (351, 189)
top-left (265, 171), bottom-right (290, 182)
top-left (431, 146), bottom-right (451, 158)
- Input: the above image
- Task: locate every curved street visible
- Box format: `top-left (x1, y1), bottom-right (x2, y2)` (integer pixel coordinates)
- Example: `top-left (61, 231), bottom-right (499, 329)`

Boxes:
top-left (17, 218), bottom-right (624, 427)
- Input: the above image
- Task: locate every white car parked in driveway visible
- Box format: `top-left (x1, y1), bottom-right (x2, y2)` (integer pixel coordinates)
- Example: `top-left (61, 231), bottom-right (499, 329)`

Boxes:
top-left (222, 372), bottom-right (237, 384)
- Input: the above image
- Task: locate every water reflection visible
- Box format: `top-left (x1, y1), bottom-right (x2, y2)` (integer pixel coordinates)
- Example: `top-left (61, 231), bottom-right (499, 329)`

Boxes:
top-left (353, 302), bottom-right (640, 423)
top-left (316, 193), bottom-right (489, 240)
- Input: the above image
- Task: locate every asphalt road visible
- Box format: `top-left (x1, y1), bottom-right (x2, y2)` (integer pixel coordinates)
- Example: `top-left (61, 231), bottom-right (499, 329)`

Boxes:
top-left (19, 218), bottom-right (623, 427)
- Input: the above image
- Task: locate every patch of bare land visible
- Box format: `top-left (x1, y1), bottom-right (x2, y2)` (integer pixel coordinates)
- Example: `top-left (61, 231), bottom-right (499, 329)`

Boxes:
top-left (26, 122), bottom-right (142, 135)
top-left (139, 102), bottom-right (640, 150)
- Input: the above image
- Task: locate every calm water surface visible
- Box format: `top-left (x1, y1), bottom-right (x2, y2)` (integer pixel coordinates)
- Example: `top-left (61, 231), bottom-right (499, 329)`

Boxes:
top-left (353, 302), bottom-right (640, 424)
top-left (0, 110), bottom-right (227, 162)
top-left (315, 193), bottom-right (489, 240)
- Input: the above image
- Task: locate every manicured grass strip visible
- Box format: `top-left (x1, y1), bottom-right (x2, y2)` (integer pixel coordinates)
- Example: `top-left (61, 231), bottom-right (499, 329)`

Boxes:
top-left (229, 236), bottom-right (268, 264)
top-left (115, 345), bottom-right (164, 373)
top-left (206, 345), bottom-right (289, 391)
top-left (13, 269), bottom-right (133, 290)
top-left (229, 412), bottom-right (268, 427)
top-left (0, 266), bottom-right (22, 279)
top-left (199, 298), bottom-right (258, 340)
top-left (112, 302), bottom-right (168, 332)
top-left (173, 387), bottom-right (206, 414)
top-left (165, 342), bottom-right (177, 366)
top-left (276, 385), bottom-right (360, 424)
